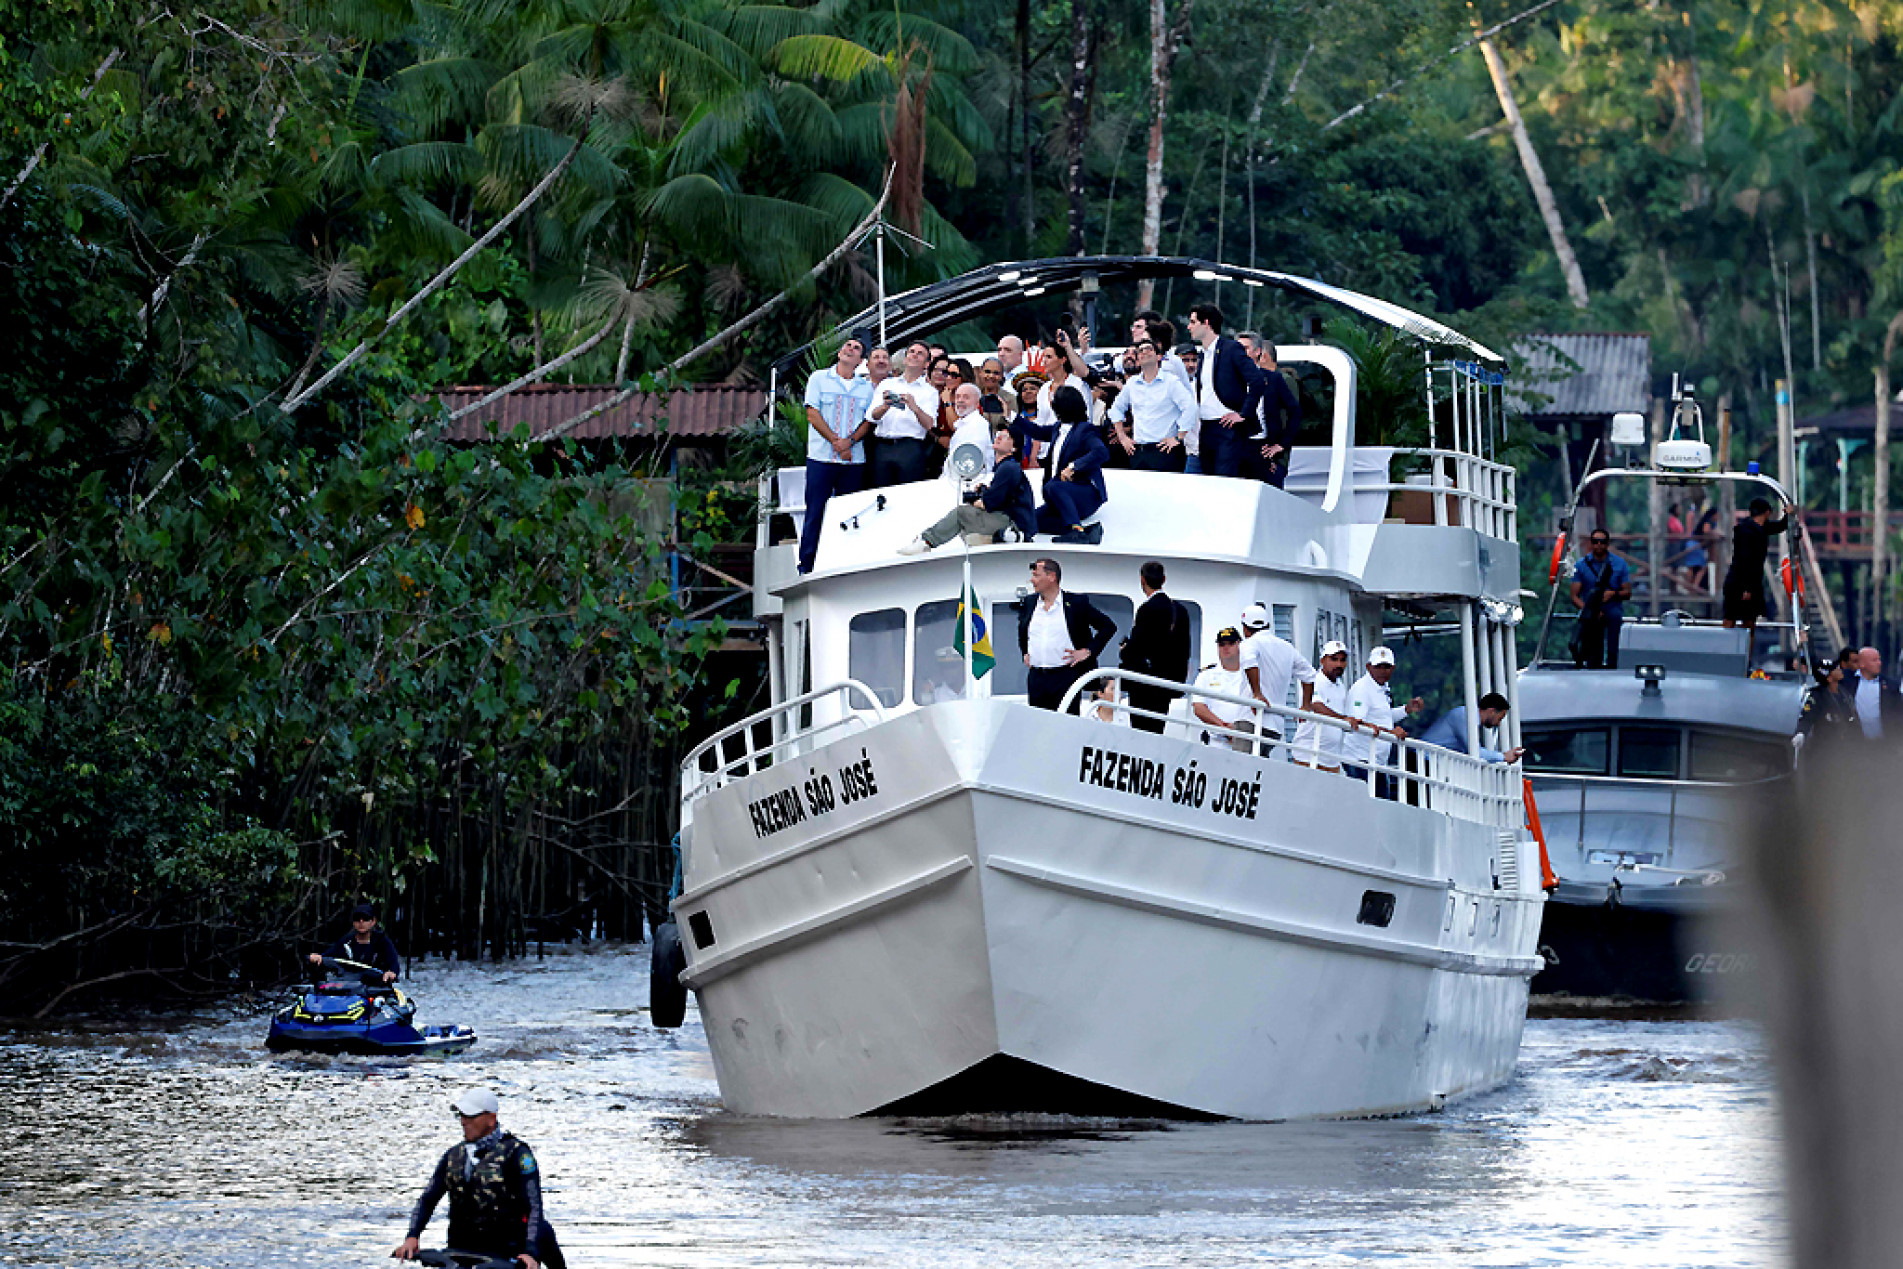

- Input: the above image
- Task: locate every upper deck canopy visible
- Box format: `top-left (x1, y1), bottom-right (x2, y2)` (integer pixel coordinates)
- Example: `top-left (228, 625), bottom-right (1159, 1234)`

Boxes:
top-left (771, 256), bottom-right (1503, 380)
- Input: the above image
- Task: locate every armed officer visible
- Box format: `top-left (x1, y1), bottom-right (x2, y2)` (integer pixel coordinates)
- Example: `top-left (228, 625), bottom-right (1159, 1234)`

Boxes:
top-left (393, 1087), bottom-right (565, 1269)
top-left (1569, 530), bottom-right (1631, 669)
top-left (308, 902), bottom-right (401, 984)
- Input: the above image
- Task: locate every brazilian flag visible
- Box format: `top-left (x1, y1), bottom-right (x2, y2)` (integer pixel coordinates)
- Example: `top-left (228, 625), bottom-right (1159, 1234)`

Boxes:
top-left (953, 587), bottom-right (995, 679)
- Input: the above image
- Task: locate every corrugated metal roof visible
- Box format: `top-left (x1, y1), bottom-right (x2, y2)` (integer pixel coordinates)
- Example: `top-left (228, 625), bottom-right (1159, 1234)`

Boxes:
top-left (436, 384), bottom-right (768, 441)
top-left (1512, 333), bottom-right (1652, 418)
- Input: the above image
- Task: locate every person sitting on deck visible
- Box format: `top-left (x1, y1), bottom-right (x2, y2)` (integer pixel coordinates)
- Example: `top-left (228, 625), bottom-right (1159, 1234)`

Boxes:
top-left (308, 902), bottom-right (401, 984)
top-left (898, 428), bottom-right (1035, 554)
top-left (1021, 385), bottom-right (1109, 545)
top-left (1418, 692), bottom-right (1524, 765)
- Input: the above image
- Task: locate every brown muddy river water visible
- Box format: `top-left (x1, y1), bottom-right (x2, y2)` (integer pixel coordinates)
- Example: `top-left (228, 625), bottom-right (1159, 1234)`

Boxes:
top-left (0, 944), bottom-right (1781, 1267)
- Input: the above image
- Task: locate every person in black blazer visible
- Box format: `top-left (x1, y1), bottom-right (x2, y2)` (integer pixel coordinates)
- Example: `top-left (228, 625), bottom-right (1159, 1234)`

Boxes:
top-left (1184, 303), bottom-right (1265, 478)
top-left (1846, 646), bottom-right (1903, 741)
top-left (1017, 556), bottom-right (1119, 711)
top-left (1242, 338), bottom-right (1302, 488)
top-left (1020, 384), bottom-right (1111, 543)
top-left (1118, 560), bottom-right (1193, 734)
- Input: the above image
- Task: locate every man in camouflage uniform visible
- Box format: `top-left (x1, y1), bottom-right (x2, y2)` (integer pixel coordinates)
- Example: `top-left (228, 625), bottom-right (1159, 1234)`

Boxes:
top-left (392, 1087), bottom-right (565, 1268)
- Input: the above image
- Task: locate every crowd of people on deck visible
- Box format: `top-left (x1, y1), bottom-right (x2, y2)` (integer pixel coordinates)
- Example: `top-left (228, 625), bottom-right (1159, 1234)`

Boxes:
top-left (1012, 557), bottom-right (1520, 792)
top-left (799, 304), bottom-right (1303, 574)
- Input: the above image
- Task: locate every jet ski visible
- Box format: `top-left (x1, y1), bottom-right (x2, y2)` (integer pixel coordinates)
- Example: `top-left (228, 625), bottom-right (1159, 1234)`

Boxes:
top-left (266, 957), bottom-right (476, 1056)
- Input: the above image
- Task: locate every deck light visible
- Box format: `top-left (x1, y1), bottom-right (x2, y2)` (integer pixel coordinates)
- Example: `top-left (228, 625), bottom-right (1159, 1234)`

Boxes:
top-left (1023, 286), bottom-right (1046, 297)
top-left (1192, 269), bottom-right (1221, 282)
top-left (1635, 664), bottom-right (1667, 697)
top-left (999, 271), bottom-right (1022, 282)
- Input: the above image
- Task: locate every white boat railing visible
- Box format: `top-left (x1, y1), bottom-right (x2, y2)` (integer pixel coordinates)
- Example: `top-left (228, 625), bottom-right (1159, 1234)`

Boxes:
top-left (1058, 668), bottom-right (1525, 832)
top-left (1382, 447), bottom-right (1518, 542)
top-left (681, 680), bottom-right (888, 810)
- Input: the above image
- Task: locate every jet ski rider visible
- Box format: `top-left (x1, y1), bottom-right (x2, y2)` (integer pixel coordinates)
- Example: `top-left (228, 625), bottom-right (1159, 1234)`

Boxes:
top-left (308, 902), bottom-right (401, 985)
top-left (393, 1087), bottom-right (565, 1269)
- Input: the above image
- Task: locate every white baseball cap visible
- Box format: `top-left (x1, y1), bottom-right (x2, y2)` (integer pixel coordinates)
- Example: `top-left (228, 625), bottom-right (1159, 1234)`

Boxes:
top-left (450, 1088), bottom-right (499, 1117)
top-left (1240, 603), bottom-right (1270, 628)
top-left (1368, 646), bottom-right (1396, 666)
top-left (1319, 639), bottom-right (1349, 658)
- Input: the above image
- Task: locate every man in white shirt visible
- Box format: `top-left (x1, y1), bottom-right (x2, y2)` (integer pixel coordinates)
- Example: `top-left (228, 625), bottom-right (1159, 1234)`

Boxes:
top-left (996, 334), bottom-right (1026, 389)
top-left (1238, 602), bottom-right (1315, 743)
top-left (1191, 627), bottom-right (1263, 751)
top-left (1108, 339), bottom-right (1198, 473)
top-left (867, 340), bottom-right (938, 487)
top-left (1291, 640), bottom-right (1355, 772)
top-left (1130, 311), bottom-right (1191, 386)
top-left (1342, 646), bottom-right (1425, 799)
top-left (940, 383), bottom-right (995, 485)
top-left (798, 334), bottom-right (873, 574)
top-left (1016, 557), bottom-right (1118, 712)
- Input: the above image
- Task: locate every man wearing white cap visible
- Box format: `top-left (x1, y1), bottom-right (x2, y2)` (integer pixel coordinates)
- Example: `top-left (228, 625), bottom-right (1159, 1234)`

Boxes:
top-left (1343, 646), bottom-right (1424, 798)
top-left (1291, 640), bottom-right (1355, 772)
top-left (1238, 602), bottom-right (1315, 746)
top-left (393, 1087), bottom-right (564, 1268)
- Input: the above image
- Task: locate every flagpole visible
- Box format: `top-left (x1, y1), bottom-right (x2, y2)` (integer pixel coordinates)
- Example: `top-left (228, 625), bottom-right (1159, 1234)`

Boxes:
top-left (961, 536), bottom-right (974, 695)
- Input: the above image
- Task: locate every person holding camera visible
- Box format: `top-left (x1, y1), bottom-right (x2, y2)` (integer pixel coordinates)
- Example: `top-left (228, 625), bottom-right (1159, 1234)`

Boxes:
top-left (898, 428), bottom-right (1036, 554)
top-left (867, 340), bottom-right (938, 487)
top-left (1569, 529), bottom-right (1632, 669)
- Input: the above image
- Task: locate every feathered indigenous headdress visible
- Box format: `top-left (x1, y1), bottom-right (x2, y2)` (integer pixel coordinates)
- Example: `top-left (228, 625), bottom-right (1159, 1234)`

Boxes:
top-left (1014, 348), bottom-right (1052, 395)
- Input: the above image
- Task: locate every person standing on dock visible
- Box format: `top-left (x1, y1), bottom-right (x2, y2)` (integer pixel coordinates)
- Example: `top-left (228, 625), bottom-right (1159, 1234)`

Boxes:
top-left (1719, 498), bottom-right (1791, 635)
top-left (1018, 557), bottom-right (1118, 712)
top-left (798, 334), bottom-right (873, 575)
top-left (1569, 530), bottom-right (1632, 669)
top-left (394, 1088), bottom-right (564, 1269)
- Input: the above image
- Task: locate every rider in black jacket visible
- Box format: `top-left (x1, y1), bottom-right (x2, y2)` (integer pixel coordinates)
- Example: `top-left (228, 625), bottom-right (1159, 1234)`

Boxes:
top-left (308, 903), bottom-right (402, 985)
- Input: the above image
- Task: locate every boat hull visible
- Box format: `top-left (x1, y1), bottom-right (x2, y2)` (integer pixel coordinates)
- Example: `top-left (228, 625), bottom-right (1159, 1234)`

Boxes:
top-left (1532, 880), bottom-right (1746, 1004)
top-left (677, 702), bottom-right (1543, 1120)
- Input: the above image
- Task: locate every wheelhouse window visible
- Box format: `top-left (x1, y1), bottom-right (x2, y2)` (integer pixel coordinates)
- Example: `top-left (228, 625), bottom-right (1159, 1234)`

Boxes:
top-left (1616, 726), bottom-right (1681, 779)
top-left (913, 599), bottom-right (968, 704)
top-left (1523, 727), bottom-right (1610, 775)
top-left (1689, 730), bottom-right (1790, 782)
top-left (848, 608), bottom-right (906, 708)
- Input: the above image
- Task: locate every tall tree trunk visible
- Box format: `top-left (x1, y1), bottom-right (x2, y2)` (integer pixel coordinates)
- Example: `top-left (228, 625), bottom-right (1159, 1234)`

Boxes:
top-left (1876, 314), bottom-right (1903, 647)
top-left (1063, 0), bottom-right (1098, 258)
top-left (1019, 0), bottom-right (1035, 252)
top-left (1135, 0), bottom-right (1197, 308)
top-left (1803, 181), bottom-right (1824, 372)
top-left (1477, 35), bottom-right (1589, 310)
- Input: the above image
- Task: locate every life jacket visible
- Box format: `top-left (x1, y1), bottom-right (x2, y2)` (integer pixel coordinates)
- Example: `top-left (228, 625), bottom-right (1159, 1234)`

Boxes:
top-left (444, 1132), bottom-right (534, 1255)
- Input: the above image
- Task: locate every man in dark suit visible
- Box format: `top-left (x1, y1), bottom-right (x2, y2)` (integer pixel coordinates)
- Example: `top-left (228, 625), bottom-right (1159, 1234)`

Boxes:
top-left (1118, 560), bottom-right (1192, 734)
top-left (1184, 303), bottom-right (1264, 477)
top-left (1239, 335), bottom-right (1301, 488)
top-left (1847, 646), bottom-right (1903, 742)
top-left (1017, 556), bottom-right (1119, 711)
top-left (1022, 384), bottom-right (1110, 544)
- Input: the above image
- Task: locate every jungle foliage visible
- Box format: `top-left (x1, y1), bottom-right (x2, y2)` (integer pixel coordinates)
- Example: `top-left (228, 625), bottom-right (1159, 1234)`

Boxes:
top-left (8, 0), bottom-right (1903, 1008)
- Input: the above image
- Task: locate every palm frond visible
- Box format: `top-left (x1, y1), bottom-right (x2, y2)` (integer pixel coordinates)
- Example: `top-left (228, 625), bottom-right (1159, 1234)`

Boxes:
top-left (922, 115), bottom-right (975, 187)
top-left (391, 56), bottom-right (497, 136)
top-left (857, 12), bottom-right (978, 76)
top-left (372, 140), bottom-right (483, 187)
top-left (718, 5), bottom-right (823, 58)
top-left (771, 34), bottom-right (890, 85)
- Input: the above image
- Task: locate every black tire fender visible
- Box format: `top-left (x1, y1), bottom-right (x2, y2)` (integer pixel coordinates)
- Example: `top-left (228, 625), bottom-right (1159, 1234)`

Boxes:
top-left (650, 918), bottom-right (688, 1029)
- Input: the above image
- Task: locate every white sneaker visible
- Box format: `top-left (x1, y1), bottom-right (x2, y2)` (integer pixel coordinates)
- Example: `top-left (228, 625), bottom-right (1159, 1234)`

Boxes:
top-left (962, 532), bottom-right (994, 547)
top-left (897, 539), bottom-right (930, 556)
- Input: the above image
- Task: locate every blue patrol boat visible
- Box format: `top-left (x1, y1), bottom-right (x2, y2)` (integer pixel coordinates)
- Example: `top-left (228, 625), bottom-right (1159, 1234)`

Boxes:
top-left (266, 958), bottom-right (476, 1056)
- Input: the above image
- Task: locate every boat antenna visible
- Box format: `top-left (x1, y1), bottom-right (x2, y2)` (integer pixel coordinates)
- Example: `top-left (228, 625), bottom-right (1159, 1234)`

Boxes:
top-left (851, 217), bottom-right (933, 348)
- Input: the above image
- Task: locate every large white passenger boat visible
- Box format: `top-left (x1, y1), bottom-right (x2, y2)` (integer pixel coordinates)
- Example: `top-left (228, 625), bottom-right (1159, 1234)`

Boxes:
top-left (671, 257), bottom-right (1546, 1120)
